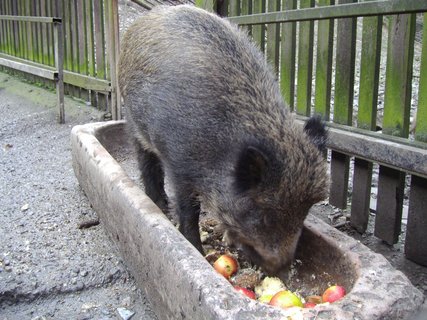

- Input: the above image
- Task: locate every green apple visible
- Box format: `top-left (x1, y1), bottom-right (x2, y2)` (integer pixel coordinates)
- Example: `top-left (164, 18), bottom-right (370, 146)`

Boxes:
top-left (269, 290), bottom-right (303, 309)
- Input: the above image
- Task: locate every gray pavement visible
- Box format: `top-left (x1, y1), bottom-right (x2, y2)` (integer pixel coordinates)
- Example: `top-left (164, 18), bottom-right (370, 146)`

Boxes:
top-left (0, 72), bottom-right (157, 320)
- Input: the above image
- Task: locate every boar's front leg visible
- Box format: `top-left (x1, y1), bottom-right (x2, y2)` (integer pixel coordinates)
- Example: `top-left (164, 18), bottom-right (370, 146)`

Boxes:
top-left (136, 142), bottom-right (169, 213)
top-left (175, 187), bottom-right (204, 254)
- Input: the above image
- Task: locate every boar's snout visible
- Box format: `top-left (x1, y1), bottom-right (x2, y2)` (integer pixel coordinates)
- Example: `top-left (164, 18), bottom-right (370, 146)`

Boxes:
top-left (226, 228), bottom-right (302, 275)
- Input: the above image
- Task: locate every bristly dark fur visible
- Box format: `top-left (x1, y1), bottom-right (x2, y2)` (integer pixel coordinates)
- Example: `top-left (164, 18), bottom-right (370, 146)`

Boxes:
top-left (304, 115), bottom-right (328, 152)
top-left (118, 5), bottom-right (329, 274)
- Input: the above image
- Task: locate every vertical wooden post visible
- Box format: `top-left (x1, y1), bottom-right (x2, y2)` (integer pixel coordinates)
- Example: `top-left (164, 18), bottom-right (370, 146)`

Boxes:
top-left (314, 0), bottom-right (334, 120)
top-left (54, 18), bottom-right (64, 124)
top-left (280, 0), bottom-right (296, 110)
top-left (241, 0), bottom-right (252, 34)
top-left (374, 13), bottom-right (415, 245)
top-left (405, 176), bottom-right (427, 266)
top-left (296, 0), bottom-right (314, 116)
top-left (195, 0), bottom-right (216, 12)
top-left (350, 0), bottom-right (382, 233)
top-left (252, 0), bottom-right (266, 54)
top-left (106, 0), bottom-right (121, 120)
top-left (77, 0), bottom-right (89, 102)
top-left (0, 3), bottom-right (4, 55)
top-left (404, 13), bottom-right (427, 266)
top-left (266, 0), bottom-right (280, 75)
top-left (329, 0), bottom-right (357, 209)
top-left (25, 0), bottom-right (34, 62)
top-left (229, 0), bottom-right (240, 16)
top-left (94, 0), bottom-right (107, 111)
top-left (85, 0), bottom-right (97, 108)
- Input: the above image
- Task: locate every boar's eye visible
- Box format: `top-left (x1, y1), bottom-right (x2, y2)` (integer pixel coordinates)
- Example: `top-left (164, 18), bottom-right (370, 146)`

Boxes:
top-left (234, 146), bottom-right (268, 193)
top-left (304, 115), bottom-right (328, 152)
top-left (263, 214), bottom-right (275, 227)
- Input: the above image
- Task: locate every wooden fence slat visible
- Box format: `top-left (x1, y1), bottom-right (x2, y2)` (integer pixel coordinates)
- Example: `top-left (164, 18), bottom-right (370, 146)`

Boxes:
top-left (374, 166), bottom-right (405, 244)
top-left (194, 0), bottom-right (216, 12)
top-left (241, 0), bottom-right (252, 35)
top-left (350, 0), bottom-right (383, 233)
top-left (229, 0), bottom-right (240, 16)
top-left (239, 0), bottom-right (250, 31)
top-left (36, 0), bottom-right (43, 64)
top-left (0, 4), bottom-right (3, 57)
top-left (329, 0), bottom-right (357, 209)
top-left (12, 0), bottom-right (19, 57)
top-left (33, 0), bottom-right (40, 62)
top-left (25, 1), bottom-right (34, 62)
top-left (105, 0), bottom-right (120, 120)
top-left (382, 15), bottom-right (415, 138)
top-left (41, 0), bottom-right (48, 64)
top-left (333, 0), bottom-right (356, 125)
top-left (47, 0), bottom-right (54, 66)
top-left (405, 176), bottom-right (427, 266)
top-left (10, 0), bottom-right (15, 56)
top-left (374, 13), bottom-right (415, 245)
top-left (266, 0), bottom-right (280, 74)
top-left (251, 0), bottom-right (265, 53)
top-left (350, 159), bottom-right (373, 233)
top-left (86, 0), bottom-right (97, 107)
top-left (64, 0), bottom-right (74, 96)
top-left (77, 0), bottom-right (89, 101)
top-left (94, 0), bottom-right (107, 111)
top-left (104, 0), bottom-right (112, 115)
top-left (0, 3), bottom-right (4, 54)
top-left (280, 0), bottom-right (296, 110)
top-left (415, 13), bottom-right (427, 143)
top-left (19, 1), bottom-right (27, 61)
top-left (70, 0), bottom-right (81, 98)
top-left (3, 0), bottom-right (7, 54)
top-left (15, 0), bottom-right (23, 59)
top-left (40, 0), bottom-right (50, 87)
top-left (314, 0), bottom-right (334, 119)
top-left (329, 151), bottom-right (350, 209)
top-left (404, 13), bottom-right (427, 266)
top-left (296, 0), bottom-right (314, 116)
top-left (64, 0), bottom-right (72, 71)
top-left (0, 2), bottom-right (6, 54)
top-left (5, 0), bottom-right (12, 56)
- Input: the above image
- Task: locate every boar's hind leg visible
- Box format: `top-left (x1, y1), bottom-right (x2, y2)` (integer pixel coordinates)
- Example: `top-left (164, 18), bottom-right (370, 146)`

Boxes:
top-left (176, 190), bottom-right (204, 254)
top-left (136, 143), bottom-right (169, 213)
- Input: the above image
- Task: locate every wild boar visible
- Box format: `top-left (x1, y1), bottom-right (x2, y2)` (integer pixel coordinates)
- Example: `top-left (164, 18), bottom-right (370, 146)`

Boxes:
top-left (119, 5), bottom-right (328, 274)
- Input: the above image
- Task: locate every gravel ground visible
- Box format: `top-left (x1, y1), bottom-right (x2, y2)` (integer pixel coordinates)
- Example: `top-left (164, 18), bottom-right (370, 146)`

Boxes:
top-left (0, 72), bottom-right (158, 320)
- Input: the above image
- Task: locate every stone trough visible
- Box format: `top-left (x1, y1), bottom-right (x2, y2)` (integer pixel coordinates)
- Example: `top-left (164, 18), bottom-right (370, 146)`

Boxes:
top-left (71, 120), bottom-right (424, 320)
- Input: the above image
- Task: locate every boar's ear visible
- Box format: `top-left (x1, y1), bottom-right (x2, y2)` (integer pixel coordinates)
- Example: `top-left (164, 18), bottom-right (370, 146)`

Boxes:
top-left (234, 146), bottom-right (268, 193)
top-left (304, 115), bottom-right (328, 152)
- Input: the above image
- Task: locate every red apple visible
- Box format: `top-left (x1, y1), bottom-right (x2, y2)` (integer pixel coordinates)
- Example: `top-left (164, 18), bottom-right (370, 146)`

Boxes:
top-left (322, 285), bottom-right (346, 303)
top-left (234, 286), bottom-right (256, 299)
top-left (213, 254), bottom-right (238, 279)
top-left (269, 290), bottom-right (303, 309)
top-left (304, 302), bottom-right (317, 308)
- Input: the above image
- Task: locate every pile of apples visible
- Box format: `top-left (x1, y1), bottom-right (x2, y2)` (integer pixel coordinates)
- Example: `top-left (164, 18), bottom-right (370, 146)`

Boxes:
top-left (213, 254), bottom-right (346, 309)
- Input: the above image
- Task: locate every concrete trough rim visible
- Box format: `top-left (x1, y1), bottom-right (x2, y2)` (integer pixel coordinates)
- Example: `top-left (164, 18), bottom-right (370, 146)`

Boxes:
top-left (71, 120), bottom-right (424, 320)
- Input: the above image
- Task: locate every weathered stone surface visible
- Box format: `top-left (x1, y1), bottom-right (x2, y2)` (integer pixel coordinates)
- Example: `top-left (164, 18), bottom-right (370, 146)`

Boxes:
top-left (71, 121), bottom-right (425, 320)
